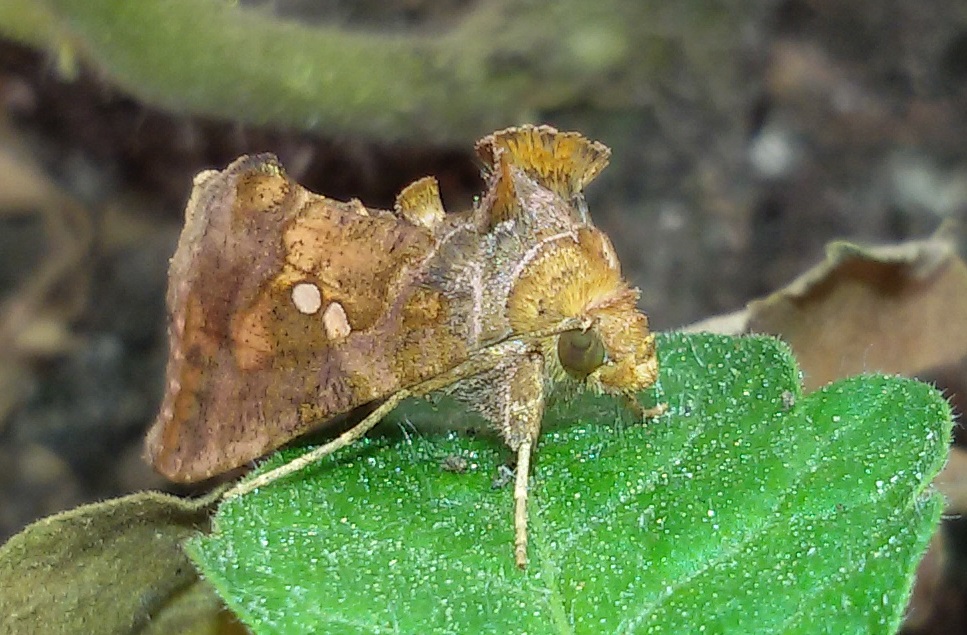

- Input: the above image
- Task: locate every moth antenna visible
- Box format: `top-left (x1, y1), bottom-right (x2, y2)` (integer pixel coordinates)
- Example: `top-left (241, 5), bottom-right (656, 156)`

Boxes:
top-left (395, 176), bottom-right (445, 231)
top-left (220, 323), bottom-right (573, 499)
top-left (475, 125), bottom-right (611, 198)
top-left (514, 437), bottom-right (534, 569)
top-left (222, 388), bottom-right (413, 500)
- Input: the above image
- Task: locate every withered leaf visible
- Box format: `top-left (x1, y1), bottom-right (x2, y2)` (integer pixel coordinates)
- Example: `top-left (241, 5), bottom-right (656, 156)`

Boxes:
top-left (688, 229), bottom-right (967, 391)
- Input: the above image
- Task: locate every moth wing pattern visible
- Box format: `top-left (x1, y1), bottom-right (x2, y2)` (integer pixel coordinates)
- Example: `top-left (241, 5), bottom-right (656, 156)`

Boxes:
top-left (146, 155), bottom-right (462, 481)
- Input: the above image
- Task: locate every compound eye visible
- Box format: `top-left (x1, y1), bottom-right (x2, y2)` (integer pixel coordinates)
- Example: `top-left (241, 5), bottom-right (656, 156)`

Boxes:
top-left (558, 329), bottom-right (606, 378)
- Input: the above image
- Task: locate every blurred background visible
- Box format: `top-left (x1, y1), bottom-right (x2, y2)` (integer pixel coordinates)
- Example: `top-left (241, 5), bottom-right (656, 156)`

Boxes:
top-left (1, 1), bottom-right (967, 631)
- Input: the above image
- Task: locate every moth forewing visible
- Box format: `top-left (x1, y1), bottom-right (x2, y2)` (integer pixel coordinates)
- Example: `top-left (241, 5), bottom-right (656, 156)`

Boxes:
top-left (147, 125), bottom-right (660, 569)
top-left (145, 155), bottom-right (455, 482)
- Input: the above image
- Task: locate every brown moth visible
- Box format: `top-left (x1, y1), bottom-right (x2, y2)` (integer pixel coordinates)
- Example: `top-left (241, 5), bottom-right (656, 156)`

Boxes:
top-left (145, 125), bottom-right (660, 567)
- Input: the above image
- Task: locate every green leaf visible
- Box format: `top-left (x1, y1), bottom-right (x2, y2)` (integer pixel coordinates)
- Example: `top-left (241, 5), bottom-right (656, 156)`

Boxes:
top-left (187, 333), bottom-right (951, 634)
top-left (0, 490), bottom-right (226, 635)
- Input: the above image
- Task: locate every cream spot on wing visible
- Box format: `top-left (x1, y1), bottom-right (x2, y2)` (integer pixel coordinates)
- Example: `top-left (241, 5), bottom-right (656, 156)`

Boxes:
top-left (323, 302), bottom-right (352, 340)
top-left (292, 282), bottom-right (322, 314)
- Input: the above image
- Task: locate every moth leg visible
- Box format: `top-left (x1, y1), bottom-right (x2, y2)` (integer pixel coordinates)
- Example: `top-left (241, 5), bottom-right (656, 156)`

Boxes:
top-left (222, 387), bottom-right (413, 500)
top-left (622, 395), bottom-right (667, 420)
top-left (491, 463), bottom-right (515, 490)
top-left (222, 337), bottom-right (534, 500)
top-left (620, 335), bottom-right (665, 420)
top-left (504, 352), bottom-right (545, 569)
top-left (514, 436), bottom-right (535, 569)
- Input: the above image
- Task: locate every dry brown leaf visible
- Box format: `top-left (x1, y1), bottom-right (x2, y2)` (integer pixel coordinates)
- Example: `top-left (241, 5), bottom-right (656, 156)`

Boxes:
top-left (687, 228), bottom-right (967, 392)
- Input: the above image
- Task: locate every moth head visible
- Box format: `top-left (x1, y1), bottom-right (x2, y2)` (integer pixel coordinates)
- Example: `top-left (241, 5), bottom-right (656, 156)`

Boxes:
top-left (485, 126), bottom-right (658, 397)
top-left (507, 222), bottom-right (658, 398)
top-left (556, 287), bottom-right (658, 397)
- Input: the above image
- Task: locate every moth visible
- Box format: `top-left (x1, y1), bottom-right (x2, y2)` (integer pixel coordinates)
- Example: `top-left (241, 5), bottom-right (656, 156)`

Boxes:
top-left (145, 125), bottom-right (660, 567)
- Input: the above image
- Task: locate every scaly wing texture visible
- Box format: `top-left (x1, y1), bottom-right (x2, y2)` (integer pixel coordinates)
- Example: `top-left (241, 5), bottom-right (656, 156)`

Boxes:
top-left (146, 155), bottom-right (459, 481)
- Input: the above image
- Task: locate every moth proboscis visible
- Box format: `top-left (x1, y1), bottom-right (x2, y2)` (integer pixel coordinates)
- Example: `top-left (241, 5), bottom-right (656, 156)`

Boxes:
top-left (145, 125), bottom-right (662, 568)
